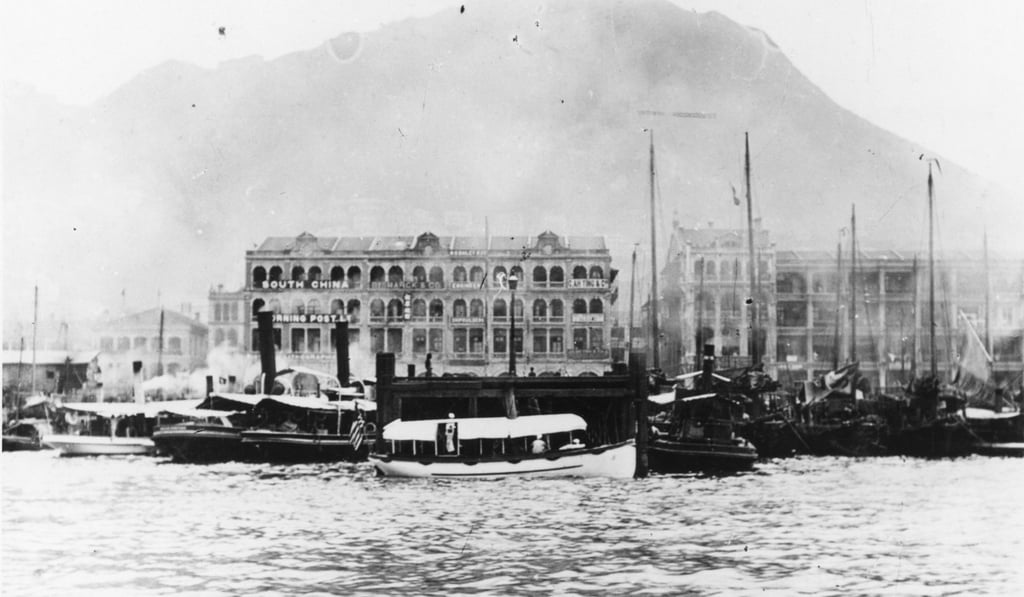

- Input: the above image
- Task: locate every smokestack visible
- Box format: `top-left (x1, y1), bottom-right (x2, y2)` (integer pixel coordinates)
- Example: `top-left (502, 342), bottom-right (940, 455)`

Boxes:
top-left (133, 361), bottom-right (144, 404)
top-left (257, 311), bottom-right (276, 394)
top-left (335, 321), bottom-right (350, 386)
top-left (701, 344), bottom-right (715, 392)
top-left (205, 375), bottom-right (214, 398)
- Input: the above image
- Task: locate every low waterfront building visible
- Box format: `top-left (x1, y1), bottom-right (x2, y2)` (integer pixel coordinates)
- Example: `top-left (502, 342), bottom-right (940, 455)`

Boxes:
top-left (210, 231), bottom-right (617, 377)
top-left (1, 350), bottom-right (101, 401)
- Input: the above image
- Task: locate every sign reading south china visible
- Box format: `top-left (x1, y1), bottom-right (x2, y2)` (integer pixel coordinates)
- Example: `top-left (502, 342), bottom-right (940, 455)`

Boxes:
top-left (261, 280), bottom-right (347, 290)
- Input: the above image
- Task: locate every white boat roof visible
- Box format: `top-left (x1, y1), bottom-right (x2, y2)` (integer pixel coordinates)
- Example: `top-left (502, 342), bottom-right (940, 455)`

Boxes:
top-left (965, 407), bottom-right (1021, 421)
top-left (60, 399), bottom-right (203, 418)
top-left (382, 414), bottom-right (586, 442)
top-left (648, 390), bottom-right (678, 405)
top-left (673, 371), bottom-right (732, 383)
top-left (197, 393), bottom-right (265, 410)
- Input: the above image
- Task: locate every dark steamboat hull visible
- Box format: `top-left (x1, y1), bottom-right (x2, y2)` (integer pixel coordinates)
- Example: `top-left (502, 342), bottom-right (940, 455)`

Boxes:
top-left (648, 439), bottom-right (757, 473)
top-left (152, 425), bottom-right (245, 463)
top-left (241, 430), bottom-right (369, 463)
top-left (891, 420), bottom-right (975, 458)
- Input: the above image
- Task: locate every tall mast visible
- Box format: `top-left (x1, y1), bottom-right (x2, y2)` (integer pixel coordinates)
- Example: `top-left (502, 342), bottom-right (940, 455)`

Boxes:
top-left (850, 204), bottom-right (857, 363)
top-left (744, 132), bottom-right (757, 364)
top-left (928, 164), bottom-right (937, 377)
top-left (157, 308), bottom-right (165, 376)
top-left (696, 257), bottom-right (705, 370)
top-left (911, 255), bottom-right (919, 380)
top-left (983, 228), bottom-right (992, 359)
top-left (31, 285), bottom-right (38, 396)
top-left (628, 244), bottom-right (637, 351)
top-left (833, 239), bottom-right (842, 370)
top-left (16, 338), bottom-right (25, 419)
top-left (649, 130), bottom-right (660, 370)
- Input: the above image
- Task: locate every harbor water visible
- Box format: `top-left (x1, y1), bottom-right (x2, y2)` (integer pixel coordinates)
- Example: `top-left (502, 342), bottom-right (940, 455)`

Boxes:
top-left (2, 453), bottom-right (1022, 596)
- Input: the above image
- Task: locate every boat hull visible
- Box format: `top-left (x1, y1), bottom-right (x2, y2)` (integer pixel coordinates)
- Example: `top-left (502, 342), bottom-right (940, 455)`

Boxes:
top-left (648, 439), bottom-right (757, 473)
top-left (2, 435), bottom-right (44, 452)
top-left (369, 440), bottom-right (636, 478)
top-left (152, 425), bottom-right (244, 463)
top-left (42, 434), bottom-right (156, 456)
top-left (241, 430), bottom-right (367, 463)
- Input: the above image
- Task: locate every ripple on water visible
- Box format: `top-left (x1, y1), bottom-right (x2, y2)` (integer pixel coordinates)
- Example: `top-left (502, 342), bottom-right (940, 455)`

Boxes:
top-left (3, 454), bottom-right (1023, 596)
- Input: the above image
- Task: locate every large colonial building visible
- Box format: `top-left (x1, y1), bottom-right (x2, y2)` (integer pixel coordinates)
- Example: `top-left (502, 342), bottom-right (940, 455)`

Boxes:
top-left (661, 224), bottom-right (1024, 392)
top-left (210, 231), bottom-right (617, 377)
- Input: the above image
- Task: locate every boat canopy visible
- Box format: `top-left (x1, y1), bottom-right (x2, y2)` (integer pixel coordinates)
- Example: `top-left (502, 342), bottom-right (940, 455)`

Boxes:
top-left (253, 396), bottom-right (377, 414)
top-left (673, 371), bottom-right (731, 383)
top-left (382, 414), bottom-right (587, 442)
top-left (648, 390), bottom-right (678, 405)
top-left (60, 399), bottom-right (202, 418)
top-left (196, 393), bottom-right (264, 411)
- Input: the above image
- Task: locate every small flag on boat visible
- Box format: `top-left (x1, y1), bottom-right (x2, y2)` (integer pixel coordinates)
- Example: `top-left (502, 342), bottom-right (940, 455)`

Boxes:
top-left (349, 417), bottom-right (365, 452)
top-left (731, 184), bottom-right (740, 206)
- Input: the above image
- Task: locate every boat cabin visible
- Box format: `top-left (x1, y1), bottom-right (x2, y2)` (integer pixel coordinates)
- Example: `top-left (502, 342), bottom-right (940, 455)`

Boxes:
top-left (382, 414), bottom-right (588, 458)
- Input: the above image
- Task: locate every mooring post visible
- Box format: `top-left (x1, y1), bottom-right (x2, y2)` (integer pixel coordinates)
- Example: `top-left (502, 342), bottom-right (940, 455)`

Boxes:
top-left (375, 353), bottom-right (395, 454)
top-left (630, 351), bottom-right (649, 478)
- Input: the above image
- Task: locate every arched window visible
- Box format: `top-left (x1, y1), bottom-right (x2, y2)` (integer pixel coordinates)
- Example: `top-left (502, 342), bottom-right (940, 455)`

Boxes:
top-left (493, 298), bottom-right (507, 318)
top-left (308, 266), bottom-right (322, 281)
top-left (294, 300), bottom-right (305, 315)
top-left (533, 299), bottom-right (548, 319)
top-left (429, 266), bottom-right (444, 284)
top-left (550, 266), bottom-right (565, 285)
top-left (705, 261), bottom-right (716, 279)
top-left (370, 299), bottom-right (385, 320)
top-left (572, 265), bottom-right (587, 279)
top-left (510, 265), bottom-right (524, 282)
top-left (387, 299), bottom-right (404, 321)
top-left (252, 298), bottom-right (265, 315)
top-left (589, 298), bottom-right (603, 314)
top-left (453, 299), bottom-right (467, 318)
top-left (694, 260), bottom-right (703, 277)
top-left (412, 299), bottom-right (427, 320)
top-left (533, 266), bottom-right (547, 285)
top-left (493, 266), bottom-right (507, 285)
top-left (550, 299), bottom-right (564, 319)
top-left (307, 299), bottom-right (320, 314)
top-left (291, 266), bottom-right (306, 281)
top-left (573, 299), bottom-right (588, 314)
top-left (269, 266), bottom-right (283, 282)
top-left (513, 299), bottom-right (524, 318)
top-left (347, 266), bottom-right (361, 288)
top-left (226, 329), bottom-right (238, 346)
top-left (388, 266), bottom-right (404, 284)
top-left (253, 266), bottom-right (267, 285)
top-left (589, 265), bottom-right (603, 279)
top-left (331, 266), bottom-right (345, 282)
top-left (330, 299), bottom-right (344, 314)
top-left (370, 266), bottom-right (385, 283)
top-left (470, 299), bottom-right (484, 318)
top-left (214, 329), bottom-right (225, 345)
top-left (429, 299), bottom-right (444, 321)
top-left (412, 266), bottom-right (427, 282)
top-left (470, 266), bottom-right (485, 283)
top-left (453, 266), bottom-right (467, 282)
top-left (347, 299), bottom-right (361, 323)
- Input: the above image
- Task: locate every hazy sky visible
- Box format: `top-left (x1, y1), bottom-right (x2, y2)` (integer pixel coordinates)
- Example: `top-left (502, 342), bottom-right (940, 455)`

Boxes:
top-left (3, 0), bottom-right (1021, 195)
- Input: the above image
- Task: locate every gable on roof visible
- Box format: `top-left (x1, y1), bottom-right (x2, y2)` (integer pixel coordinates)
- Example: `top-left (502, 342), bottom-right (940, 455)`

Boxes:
top-left (535, 230), bottom-right (563, 255)
top-left (413, 232), bottom-right (442, 255)
top-left (288, 232), bottom-right (326, 257)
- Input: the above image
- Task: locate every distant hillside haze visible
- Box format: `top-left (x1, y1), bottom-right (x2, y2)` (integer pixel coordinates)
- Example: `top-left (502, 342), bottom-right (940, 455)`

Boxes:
top-left (3, 0), bottom-right (1017, 320)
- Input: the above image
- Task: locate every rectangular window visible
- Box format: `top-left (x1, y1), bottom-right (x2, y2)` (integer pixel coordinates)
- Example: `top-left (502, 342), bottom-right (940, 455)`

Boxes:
top-left (307, 328), bottom-right (321, 353)
top-left (413, 329), bottom-right (428, 354)
top-left (493, 329), bottom-right (507, 353)
top-left (370, 329), bottom-right (385, 353)
top-left (533, 329), bottom-right (548, 353)
top-left (550, 329), bottom-right (564, 353)
top-left (573, 329), bottom-right (587, 350)
top-left (453, 328), bottom-right (468, 353)
top-left (589, 328), bottom-right (604, 350)
top-left (291, 329), bottom-right (306, 353)
top-left (469, 328), bottom-right (484, 354)
top-left (386, 329), bottom-right (403, 353)
top-left (512, 329), bottom-right (524, 354)
top-left (429, 329), bottom-right (444, 354)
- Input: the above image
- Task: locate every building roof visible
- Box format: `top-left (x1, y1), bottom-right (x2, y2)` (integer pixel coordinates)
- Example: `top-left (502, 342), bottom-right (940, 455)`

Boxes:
top-left (103, 308), bottom-right (207, 333)
top-left (249, 232), bottom-right (608, 256)
top-left (2, 350), bottom-right (99, 366)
